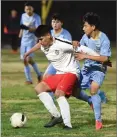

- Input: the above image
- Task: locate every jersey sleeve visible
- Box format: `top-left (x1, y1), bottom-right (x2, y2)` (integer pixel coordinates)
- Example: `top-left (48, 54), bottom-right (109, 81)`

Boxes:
top-left (35, 15), bottom-right (41, 28)
top-left (100, 39), bottom-right (111, 57)
top-left (64, 31), bottom-right (72, 42)
top-left (77, 45), bottom-right (99, 56)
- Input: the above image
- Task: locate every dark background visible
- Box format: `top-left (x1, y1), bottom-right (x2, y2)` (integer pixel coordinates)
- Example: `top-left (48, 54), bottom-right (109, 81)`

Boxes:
top-left (1, 1), bottom-right (116, 44)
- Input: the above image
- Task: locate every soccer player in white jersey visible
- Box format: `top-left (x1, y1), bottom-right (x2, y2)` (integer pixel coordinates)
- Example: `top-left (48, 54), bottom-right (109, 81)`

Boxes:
top-left (24, 25), bottom-right (81, 129)
top-left (75, 12), bottom-right (111, 130)
top-left (19, 2), bottom-right (42, 84)
top-left (43, 13), bottom-right (72, 77)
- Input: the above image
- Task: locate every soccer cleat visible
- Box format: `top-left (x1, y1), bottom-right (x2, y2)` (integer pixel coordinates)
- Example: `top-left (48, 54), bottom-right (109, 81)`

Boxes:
top-left (96, 120), bottom-right (103, 130)
top-left (63, 125), bottom-right (72, 130)
top-left (25, 81), bottom-right (33, 85)
top-left (99, 91), bottom-right (107, 103)
top-left (11, 50), bottom-right (18, 54)
top-left (44, 116), bottom-right (63, 128)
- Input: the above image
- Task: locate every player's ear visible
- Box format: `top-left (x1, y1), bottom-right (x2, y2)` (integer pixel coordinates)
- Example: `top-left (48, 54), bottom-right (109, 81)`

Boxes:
top-left (31, 7), bottom-right (34, 12)
top-left (61, 21), bottom-right (63, 26)
top-left (92, 25), bottom-right (96, 31)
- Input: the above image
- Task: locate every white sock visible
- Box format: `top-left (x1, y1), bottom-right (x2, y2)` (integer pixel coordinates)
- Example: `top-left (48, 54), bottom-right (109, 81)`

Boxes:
top-left (38, 92), bottom-right (60, 118)
top-left (57, 96), bottom-right (72, 128)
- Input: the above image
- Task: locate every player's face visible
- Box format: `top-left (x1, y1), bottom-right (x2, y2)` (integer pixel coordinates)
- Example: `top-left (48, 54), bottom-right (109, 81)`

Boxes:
top-left (11, 10), bottom-right (17, 18)
top-left (24, 6), bottom-right (34, 16)
top-left (38, 34), bottom-right (52, 47)
top-left (83, 22), bottom-right (95, 36)
top-left (51, 19), bottom-right (63, 30)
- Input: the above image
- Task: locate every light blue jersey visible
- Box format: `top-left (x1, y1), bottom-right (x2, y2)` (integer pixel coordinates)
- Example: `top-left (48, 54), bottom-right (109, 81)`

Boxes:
top-left (80, 32), bottom-right (111, 70)
top-left (20, 13), bottom-right (41, 59)
top-left (79, 32), bottom-right (111, 88)
top-left (45, 28), bottom-right (72, 75)
top-left (51, 28), bottom-right (72, 42)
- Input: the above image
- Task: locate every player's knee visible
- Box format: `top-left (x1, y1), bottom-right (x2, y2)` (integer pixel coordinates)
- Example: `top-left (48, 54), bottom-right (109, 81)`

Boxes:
top-left (35, 82), bottom-right (49, 95)
top-left (35, 83), bottom-right (43, 94)
top-left (55, 90), bottom-right (65, 98)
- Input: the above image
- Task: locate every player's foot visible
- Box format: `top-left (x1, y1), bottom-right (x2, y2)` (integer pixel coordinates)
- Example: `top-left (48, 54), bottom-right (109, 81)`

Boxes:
top-left (95, 120), bottom-right (103, 130)
top-left (25, 81), bottom-right (33, 85)
top-left (44, 116), bottom-right (63, 128)
top-left (11, 50), bottom-right (18, 54)
top-left (99, 91), bottom-right (107, 103)
top-left (63, 125), bottom-right (72, 130)
top-left (37, 74), bottom-right (43, 83)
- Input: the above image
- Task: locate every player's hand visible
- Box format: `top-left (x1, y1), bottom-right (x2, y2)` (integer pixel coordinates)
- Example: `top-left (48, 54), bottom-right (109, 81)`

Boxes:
top-left (72, 41), bottom-right (80, 48)
top-left (23, 53), bottom-right (29, 60)
top-left (74, 52), bottom-right (87, 60)
top-left (20, 24), bottom-right (29, 30)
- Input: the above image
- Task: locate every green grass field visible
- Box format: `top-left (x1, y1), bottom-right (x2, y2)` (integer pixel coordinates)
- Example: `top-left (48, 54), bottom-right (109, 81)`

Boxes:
top-left (1, 44), bottom-right (116, 137)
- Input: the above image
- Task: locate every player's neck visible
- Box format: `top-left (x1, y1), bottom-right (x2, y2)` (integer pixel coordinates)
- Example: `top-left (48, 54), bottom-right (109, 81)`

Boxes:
top-left (91, 30), bottom-right (101, 39)
top-left (54, 28), bottom-right (63, 35)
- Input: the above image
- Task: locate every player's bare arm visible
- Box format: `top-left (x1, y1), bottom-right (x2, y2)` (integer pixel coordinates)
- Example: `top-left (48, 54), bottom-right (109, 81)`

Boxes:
top-left (24, 42), bottom-right (41, 60)
top-left (75, 52), bottom-right (108, 62)
top-left (18, 29), bottom-right (23, 38)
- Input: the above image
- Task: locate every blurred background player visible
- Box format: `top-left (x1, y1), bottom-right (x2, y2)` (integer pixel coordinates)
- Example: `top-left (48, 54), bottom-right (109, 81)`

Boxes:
top-left (4, 9), bottom-right (20, 54)
top-left (75, 12), bottom-right (111, 130)
top-left (19, 2), bottom-right (42, 84)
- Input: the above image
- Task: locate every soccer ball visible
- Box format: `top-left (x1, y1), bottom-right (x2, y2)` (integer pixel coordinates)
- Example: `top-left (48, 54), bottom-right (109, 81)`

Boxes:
top-left (10, 113), bottom-right (27, 128)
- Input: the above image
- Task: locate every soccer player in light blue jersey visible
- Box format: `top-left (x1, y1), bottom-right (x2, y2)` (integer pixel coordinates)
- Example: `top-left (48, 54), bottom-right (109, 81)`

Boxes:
top-left (19, 2), bottom-right (42, 84)
top-left (75, 12), bottom-right (111, 130)
top-left (43, 13), bottom-right (106, 106)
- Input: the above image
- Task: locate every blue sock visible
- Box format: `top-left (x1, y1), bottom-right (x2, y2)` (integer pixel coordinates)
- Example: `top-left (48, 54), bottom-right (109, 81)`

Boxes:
top-left (24, 66), bottom-right (32, 82)
top-left (98, 90), bottom-right (107, 103)
top-left (32, 63), bottom-right (41, 76)
top-left (76, 90), bottom-right (92, 104)
top-left (91, 94), bottom-right (101, 121)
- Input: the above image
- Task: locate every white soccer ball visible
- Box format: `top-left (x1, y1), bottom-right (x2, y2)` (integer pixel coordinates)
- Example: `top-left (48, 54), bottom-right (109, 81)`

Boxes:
top-left (10, 113), bottom-right (27, 128)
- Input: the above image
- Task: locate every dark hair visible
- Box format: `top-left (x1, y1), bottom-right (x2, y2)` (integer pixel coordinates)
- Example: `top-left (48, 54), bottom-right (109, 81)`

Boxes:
top-left (24, 2), bottom-right (34, 7)
top-left (51, 13), bottom-right (63, 22)
top-left (83, 12), bottom-right (100, 29)
top-left (35, 25), bottom-right (51, 38)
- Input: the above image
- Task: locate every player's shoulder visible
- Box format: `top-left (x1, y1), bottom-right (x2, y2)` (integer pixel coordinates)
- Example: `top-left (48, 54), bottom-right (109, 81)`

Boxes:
top-left (62, 28), bottom-right (71, 35)
top-left (100, 32), bottom-right (110, 43)
top-left (34, 13), bottom-right (41, 18)
top-left (82, 34), bottom-right (87, 38)
top-left (21, 13), bottom-right (26, 17)
top-left (55, 37), bottom-right (72, 45)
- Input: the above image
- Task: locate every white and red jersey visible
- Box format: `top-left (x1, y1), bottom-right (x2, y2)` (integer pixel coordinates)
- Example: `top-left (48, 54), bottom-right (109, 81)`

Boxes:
top-left (41, 38), bottom-right (80, 77)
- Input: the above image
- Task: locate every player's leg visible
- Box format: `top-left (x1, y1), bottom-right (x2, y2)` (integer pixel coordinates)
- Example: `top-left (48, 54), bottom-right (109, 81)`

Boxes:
top-left (43, 63), bottom-right (57, 100)
top-left (35, 75), bottom-right (65, 127)
top-left (20, 45), bottom-right (32, 84)
top-left (55, 73), bottom-right (78, 129)
top-left (90, 71), bottom-right (105, 130)
top-left (26, 46), bottom-right (42, 82)
top-left (76, 71), bottom-right (92, 105)
top-left (90, 81), bottom-right (102, 130)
